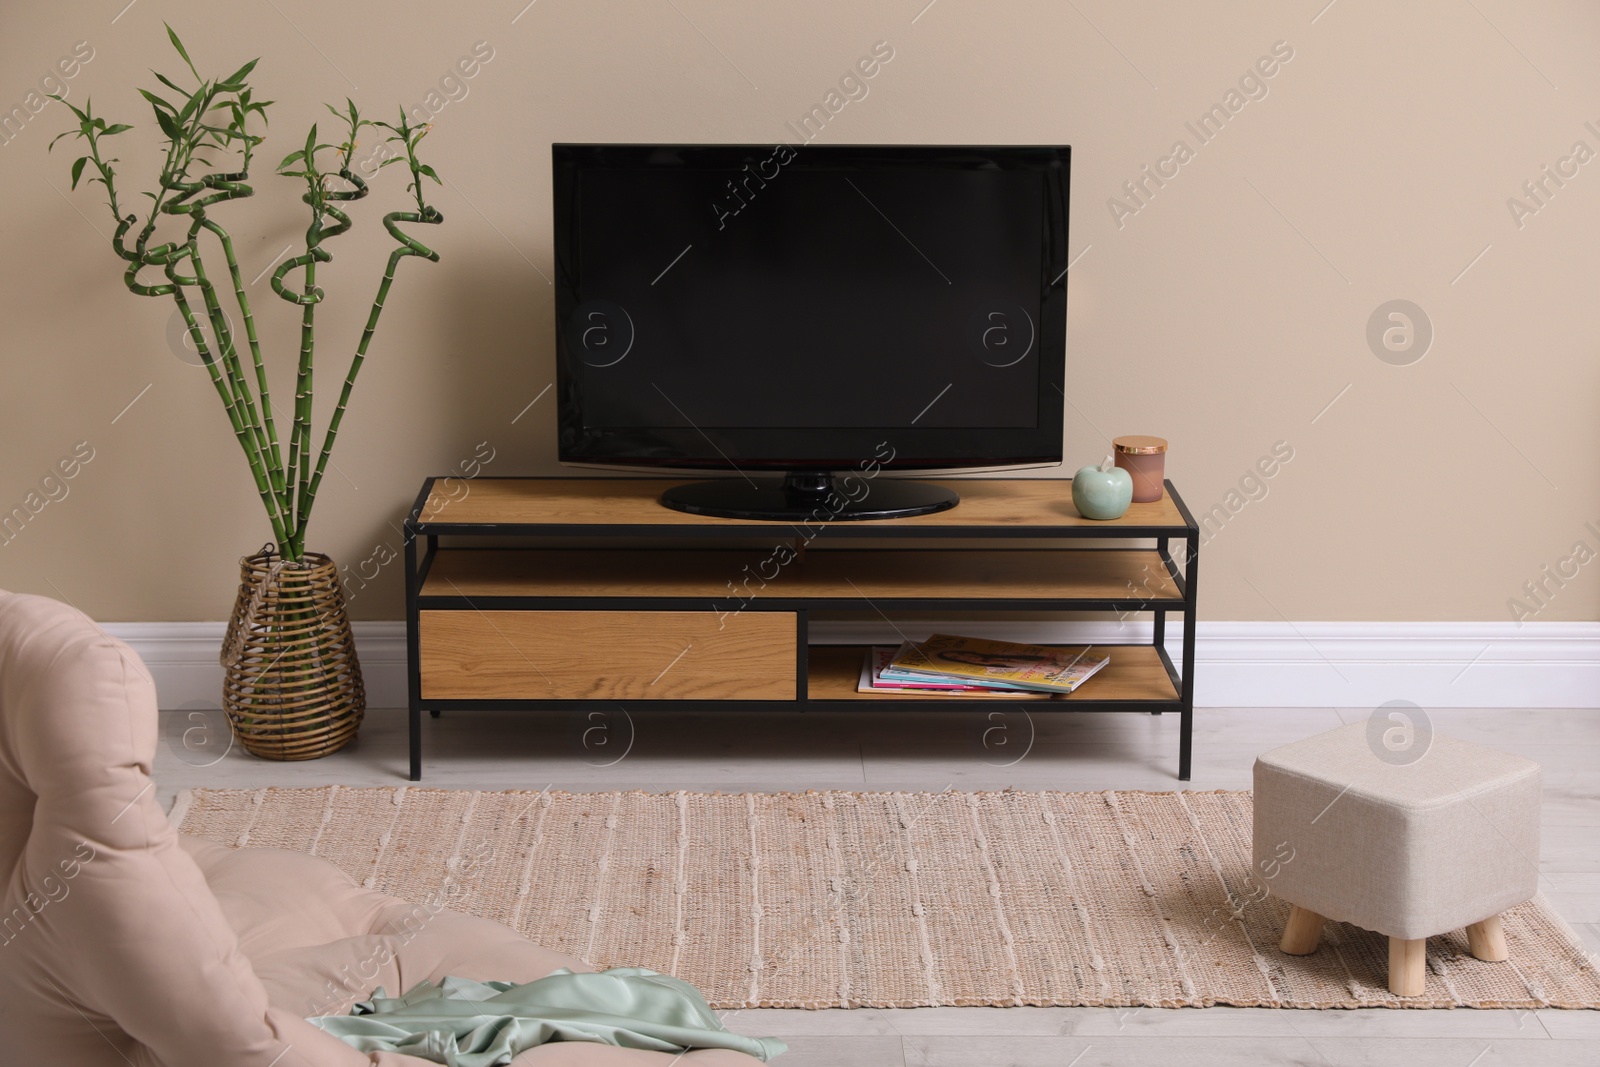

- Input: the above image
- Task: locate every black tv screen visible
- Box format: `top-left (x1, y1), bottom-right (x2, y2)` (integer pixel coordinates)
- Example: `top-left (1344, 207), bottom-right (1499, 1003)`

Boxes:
top-left (553, 144), bottom-right (1069, 473)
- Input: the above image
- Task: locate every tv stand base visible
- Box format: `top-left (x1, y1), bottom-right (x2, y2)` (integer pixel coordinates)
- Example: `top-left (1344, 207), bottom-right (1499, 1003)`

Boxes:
top-left (659, 471), bottom-right (959, 522)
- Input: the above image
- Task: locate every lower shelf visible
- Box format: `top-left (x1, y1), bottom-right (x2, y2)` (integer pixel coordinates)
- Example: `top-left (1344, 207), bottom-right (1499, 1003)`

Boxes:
top-left (806, 644), bottom-right (1179, 703)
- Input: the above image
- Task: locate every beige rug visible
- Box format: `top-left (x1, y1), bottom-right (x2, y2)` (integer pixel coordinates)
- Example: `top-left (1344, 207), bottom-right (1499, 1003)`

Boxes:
top-left (172, 786), bottom-right (1600, 1010)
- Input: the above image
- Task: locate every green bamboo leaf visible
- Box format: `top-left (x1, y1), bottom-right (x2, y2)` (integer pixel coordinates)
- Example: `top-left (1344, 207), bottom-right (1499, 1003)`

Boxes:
top-left (221, 58), bottom-right (258, 86)
top-left (165, 23), bottom-right (201, 80)
top-left (103, 123), bottom-right (132, 136)
top-left (50, 96), bottom-right (95, 139)
top-left (277, 148), bottom-right (305, 171)
top-left (47, 129), bottom-right (79, 152)
top-left (153, 70), bottom-right (191, 98)
top-left (418, 163), bottom-right (441, 184)
top-left (154, 108), bottom-right (180, 141)
top-left (70, 157), bottom-right (88, 189)
top-left (138, 88), bottom-right (177, 114)
top-left (177, 84), bottom-right (209, 122)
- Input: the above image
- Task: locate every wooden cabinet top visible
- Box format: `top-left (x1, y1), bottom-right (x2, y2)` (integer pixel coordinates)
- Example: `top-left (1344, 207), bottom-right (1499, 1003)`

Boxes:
top-left (410, 477), bottom-right (1195, 534)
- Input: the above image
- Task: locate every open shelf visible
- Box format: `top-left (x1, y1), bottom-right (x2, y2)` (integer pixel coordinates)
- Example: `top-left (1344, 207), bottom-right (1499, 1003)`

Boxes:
top-left (421, 547), bottom-right (1183, 603)
top-left (806, 645), bottom-right (1180, 703)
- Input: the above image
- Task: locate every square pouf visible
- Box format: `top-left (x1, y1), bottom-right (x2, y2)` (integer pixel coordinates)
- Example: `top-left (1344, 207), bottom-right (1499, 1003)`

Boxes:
top-left (1252, 720), bottom-right (1541, 997)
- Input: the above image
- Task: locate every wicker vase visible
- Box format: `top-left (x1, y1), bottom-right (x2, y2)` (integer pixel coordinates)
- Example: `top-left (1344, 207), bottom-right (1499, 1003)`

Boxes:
top-left (221, 549), bottom-right (364, 760)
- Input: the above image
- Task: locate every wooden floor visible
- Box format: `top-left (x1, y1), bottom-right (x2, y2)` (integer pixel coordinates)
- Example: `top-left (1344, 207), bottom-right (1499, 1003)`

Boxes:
top-left (156, 705), bottom-right (1600, 1066)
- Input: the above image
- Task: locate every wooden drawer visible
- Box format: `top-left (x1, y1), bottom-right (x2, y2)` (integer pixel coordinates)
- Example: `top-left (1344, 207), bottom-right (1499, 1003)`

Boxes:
top-left (419, 610), bottom-right (797, 700)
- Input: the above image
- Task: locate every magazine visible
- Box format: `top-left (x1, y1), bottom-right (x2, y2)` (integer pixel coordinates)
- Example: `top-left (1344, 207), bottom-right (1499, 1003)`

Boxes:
top-left (857, 647), bottom-right (1039, 697)
top-left (877, 662), bottom-right (1037, 691)
top-left (887, 634), bottom-right (1110, 694)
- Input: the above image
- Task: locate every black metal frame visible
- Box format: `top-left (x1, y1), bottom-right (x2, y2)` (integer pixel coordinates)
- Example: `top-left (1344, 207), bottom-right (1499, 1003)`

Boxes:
top-left (403, 478), bottom-right (1199, 782)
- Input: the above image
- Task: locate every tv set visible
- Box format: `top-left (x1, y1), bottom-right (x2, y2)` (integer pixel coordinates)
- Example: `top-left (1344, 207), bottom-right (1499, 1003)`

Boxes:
top-left (552, 143), bottom-right (1070, 520)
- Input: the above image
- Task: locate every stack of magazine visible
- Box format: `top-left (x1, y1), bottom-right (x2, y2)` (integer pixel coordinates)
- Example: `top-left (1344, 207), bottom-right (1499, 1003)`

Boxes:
top-left (858, 634), bottom-right (1110, 697)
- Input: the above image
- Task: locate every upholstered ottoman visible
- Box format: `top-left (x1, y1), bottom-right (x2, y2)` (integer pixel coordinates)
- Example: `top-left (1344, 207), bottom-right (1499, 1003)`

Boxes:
top-left (1252, 721), bottom-right (1541, 996)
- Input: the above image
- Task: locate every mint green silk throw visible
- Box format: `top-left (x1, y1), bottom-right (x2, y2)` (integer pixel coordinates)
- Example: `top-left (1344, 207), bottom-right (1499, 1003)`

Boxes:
top-left (308, 968), bottom-right (787, 1065)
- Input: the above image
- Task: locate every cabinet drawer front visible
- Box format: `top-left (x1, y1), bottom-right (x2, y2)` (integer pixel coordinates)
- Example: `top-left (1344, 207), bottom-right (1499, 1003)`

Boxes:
top-left (419, 610), bottom-right (797, 700)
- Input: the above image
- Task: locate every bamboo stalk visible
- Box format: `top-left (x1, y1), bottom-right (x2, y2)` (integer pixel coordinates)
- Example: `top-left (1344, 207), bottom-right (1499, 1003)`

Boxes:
top-left (303, 208), bottom-right (441, 516)
top-left (200, 217), bottom-right (287, 513)
top-left (291, 250), bottom-right (322, 560)
top-left (188, 234), bottom-right (277, 483)
top-left (169, 286), bottom-right (291, 548)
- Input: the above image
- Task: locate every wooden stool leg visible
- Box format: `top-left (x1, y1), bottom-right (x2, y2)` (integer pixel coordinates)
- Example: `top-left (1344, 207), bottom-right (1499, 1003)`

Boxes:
top-left (1279, 905), bottom-right (1324, 955)
top-left (1388, 937), bottom-right (1427, 996)
top-left (1466, 915), bottom-right (1508, 962)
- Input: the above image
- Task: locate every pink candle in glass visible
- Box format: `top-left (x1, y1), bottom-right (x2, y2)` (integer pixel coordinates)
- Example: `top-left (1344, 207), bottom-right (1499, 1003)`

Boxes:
top-left (1113, 435), bottom-right (1168, 502)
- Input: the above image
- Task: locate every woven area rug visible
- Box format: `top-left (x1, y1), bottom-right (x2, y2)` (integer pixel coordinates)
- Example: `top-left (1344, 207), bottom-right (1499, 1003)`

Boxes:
top-left (172, 786), bottom-right (1600, 1010)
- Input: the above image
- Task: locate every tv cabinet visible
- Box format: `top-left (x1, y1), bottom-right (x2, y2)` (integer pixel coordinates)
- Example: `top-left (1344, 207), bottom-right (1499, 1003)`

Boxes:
top-left (403, 477), bottom-right (1200, 782)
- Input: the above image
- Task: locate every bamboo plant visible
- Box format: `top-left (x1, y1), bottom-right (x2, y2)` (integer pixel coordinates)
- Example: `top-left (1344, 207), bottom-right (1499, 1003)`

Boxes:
top-left (51, 25), bottom-right (443, 563)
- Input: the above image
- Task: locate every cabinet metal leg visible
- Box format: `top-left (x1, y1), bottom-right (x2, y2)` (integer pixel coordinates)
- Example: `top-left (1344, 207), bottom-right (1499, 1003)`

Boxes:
top-left (1179, 529), bottom-right (1199, 782)
top-left (430, 709), bottom-right (441, 718)
top-left (409, 704), bottom-right (422, 781)
top-left (405, 520), bottom-right (426, 782)
top-left (1179, 705), bottom-right (1192, 780)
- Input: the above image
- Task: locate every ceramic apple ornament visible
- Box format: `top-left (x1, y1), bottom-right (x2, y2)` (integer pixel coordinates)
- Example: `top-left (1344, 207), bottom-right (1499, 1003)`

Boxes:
top-left (1072, 455), bottom-right (1134, 520)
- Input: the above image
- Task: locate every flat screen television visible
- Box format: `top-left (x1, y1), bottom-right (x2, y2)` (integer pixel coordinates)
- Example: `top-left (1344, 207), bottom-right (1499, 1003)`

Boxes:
top-left (552, 143), bottom-right (1070, 520)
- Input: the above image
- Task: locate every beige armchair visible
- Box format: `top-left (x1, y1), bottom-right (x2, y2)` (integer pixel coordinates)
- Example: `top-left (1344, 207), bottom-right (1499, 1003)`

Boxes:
top-left (0, 590), bottom-right (761, 1066)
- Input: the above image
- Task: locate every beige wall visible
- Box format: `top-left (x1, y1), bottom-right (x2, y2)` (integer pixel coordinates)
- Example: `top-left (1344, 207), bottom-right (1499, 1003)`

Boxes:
top-left (1, 0), bottom-right (1596, 623)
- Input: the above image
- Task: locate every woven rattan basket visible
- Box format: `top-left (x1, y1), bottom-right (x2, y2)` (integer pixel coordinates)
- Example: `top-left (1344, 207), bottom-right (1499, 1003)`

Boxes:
top-left (221, 549), bottom-right (365, 760)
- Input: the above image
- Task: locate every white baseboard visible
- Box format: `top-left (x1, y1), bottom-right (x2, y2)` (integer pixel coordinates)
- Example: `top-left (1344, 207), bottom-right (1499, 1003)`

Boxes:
top-left (104, 620), bottom-right (1600, 711)
top-left (1186, 621), bottom-right (1600, 709)
top-left (103, 622), bottom-right (409, 712)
